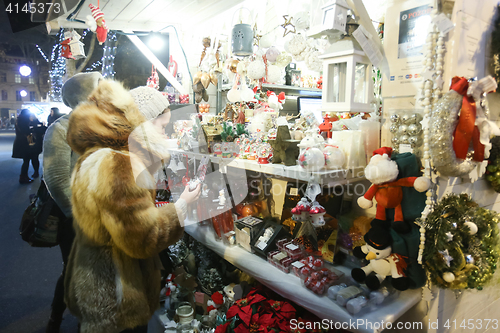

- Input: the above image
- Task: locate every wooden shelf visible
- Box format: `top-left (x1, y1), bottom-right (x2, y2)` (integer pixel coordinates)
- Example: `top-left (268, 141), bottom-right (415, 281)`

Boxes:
top-left (168, 149), bottom-right (364, 186)
top-left (184, 223), bottom-right (422, 333)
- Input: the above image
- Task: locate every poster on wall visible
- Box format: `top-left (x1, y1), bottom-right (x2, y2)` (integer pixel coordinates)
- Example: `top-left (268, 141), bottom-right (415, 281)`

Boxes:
top-left (382, 0), bottom-right (432, 97)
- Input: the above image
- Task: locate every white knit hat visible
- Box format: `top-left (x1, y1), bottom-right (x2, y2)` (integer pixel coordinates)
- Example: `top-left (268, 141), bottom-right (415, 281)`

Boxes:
top-left (130, 86), bottom-right (170, 120)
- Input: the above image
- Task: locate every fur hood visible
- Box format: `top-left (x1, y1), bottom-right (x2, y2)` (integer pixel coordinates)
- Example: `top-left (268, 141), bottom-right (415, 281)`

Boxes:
top-left (67, 79), bottom-right (170, 167)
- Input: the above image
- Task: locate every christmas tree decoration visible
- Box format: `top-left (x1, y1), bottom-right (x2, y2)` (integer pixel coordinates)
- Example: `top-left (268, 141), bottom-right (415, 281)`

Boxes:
top-left (421, 194), bottom-right (500, 290)
top-left (281, 15), bottom-right (296, 37)
top-left (101, 31), bottom-right (117, 78)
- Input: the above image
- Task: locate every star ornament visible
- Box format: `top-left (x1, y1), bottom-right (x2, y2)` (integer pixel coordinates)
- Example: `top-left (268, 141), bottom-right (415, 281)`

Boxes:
top-left (439, 249), bottom-right (453, 267)
top-left (253, 33), bottom-right (262, 47)
top-left (422, 69), bottom-right (436, 81)
top-left (445, 232), bottom-right (454, 242)
top-left (281, 15), bottom-right (296, 37)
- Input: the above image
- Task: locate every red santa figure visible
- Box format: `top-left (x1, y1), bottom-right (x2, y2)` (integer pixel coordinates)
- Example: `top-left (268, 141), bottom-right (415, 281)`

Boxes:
top-left (89, 4), bottom-right (108, 45)
top-left (357, 147), bottom-right (430, 232)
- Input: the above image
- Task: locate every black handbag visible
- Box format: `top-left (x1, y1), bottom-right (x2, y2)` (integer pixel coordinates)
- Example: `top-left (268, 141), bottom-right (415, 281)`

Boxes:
top-left (20, 180), bottom-right (63, 247)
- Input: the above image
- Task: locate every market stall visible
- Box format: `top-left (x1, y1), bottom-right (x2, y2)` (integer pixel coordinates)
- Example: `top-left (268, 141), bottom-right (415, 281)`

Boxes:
top-left (39, 0), bottom-right (500, 332)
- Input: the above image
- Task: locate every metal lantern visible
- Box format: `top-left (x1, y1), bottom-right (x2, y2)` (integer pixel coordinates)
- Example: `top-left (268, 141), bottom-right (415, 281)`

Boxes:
top-left (232, 23), bottom-right (253, 56)
top-left (319, 37), bottom-right (373, 113)
top-left (321, 0), bottom-right (349, 33)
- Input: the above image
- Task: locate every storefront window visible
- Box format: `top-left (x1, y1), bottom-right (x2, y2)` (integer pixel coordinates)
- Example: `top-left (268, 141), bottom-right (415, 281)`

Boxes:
top-left (1, 90), bottom-right (7, 100)
top-left (29, 91), bottom-right (36, 101)
top-left (15, 74), bottom-right (21, 83)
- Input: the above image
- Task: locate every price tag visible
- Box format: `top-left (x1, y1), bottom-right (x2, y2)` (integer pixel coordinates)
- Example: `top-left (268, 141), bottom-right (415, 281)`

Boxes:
top-left (256, 241), bottom-right (267, 250)
top-left (286, 244), bottom-right (299, 251)
top-left (399, 144), bottom-right (413, 154)
top-left (432, 13), bottom-right (454, 35)
top-left (289, 187), bottom-right (299, 196)
top-left (217, 206), bottom-right (224, 210)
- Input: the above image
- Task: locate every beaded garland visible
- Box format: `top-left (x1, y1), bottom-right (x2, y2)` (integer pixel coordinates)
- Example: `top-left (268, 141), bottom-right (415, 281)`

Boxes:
top-left (415, 8), bottom-right (446, 265)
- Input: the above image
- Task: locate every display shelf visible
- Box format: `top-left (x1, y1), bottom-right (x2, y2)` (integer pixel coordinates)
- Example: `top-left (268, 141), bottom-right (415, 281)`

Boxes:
top-left (262, 83), bottom-right (322, 93)
top-left (184, 223), bottom-right (422, 333)
top-left (168, 148), bottom-right (365, 186)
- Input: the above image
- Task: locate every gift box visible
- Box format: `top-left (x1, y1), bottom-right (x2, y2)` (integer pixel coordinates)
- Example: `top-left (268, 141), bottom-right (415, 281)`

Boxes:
top-left (283, 242), bottom-right (304, 261)
top-left (251, 221), bottom-right (289, 258)
top-left (235, 216), bottom-right (265, 252)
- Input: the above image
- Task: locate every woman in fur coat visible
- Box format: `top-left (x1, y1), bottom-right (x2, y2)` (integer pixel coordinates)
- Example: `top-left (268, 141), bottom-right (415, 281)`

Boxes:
top-left (64, 80), bottom-right (200, 333)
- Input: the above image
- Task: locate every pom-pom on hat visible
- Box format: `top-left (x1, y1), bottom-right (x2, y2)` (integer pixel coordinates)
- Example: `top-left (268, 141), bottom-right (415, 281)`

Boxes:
top-left (130, 86), bottom-right (170, 120)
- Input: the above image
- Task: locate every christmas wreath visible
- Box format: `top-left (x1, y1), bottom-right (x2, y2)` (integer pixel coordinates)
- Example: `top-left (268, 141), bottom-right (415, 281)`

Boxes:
top-left (421, 194), bottom-right (500, 290)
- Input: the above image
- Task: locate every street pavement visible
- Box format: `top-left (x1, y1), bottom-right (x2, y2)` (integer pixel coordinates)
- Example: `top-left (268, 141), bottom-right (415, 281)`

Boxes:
top-left (0, 130), bottom-right (79, 333)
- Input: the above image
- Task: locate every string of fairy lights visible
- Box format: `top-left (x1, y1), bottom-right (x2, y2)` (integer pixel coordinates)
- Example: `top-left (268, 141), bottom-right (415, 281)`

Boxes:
top-left (101, 31), bottom-right (117, 78)
top-left (35, 44), bottom-right (49, 62)
top-left (49, 29), bottom-right (66, 102)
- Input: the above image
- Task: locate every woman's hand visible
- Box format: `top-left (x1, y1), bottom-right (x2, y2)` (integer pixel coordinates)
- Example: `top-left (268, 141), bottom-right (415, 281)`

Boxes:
top-left (179, 184), bottom-right (201, 204)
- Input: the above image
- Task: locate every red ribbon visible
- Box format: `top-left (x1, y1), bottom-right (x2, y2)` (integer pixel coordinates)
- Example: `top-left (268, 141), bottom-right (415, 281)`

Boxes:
top-left (451, 77), bottom-right (485, 162)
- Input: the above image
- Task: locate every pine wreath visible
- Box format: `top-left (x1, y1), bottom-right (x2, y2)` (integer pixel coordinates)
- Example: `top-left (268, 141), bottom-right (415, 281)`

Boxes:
top-left (421, 194), bottom-right (500, 290)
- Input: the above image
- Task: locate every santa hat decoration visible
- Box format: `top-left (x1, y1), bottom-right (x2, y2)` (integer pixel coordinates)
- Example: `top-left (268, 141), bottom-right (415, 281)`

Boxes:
top-left (206, 291), bottom-right (224, 313)
top-left (89, 4), bottom-right (104, 21)
top-left (372, 146), bottom-right (393, 157)
top-left (364, 226), bottom-right (392, 250)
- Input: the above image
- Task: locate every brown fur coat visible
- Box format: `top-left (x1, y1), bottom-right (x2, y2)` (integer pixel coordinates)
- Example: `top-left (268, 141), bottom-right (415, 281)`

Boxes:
top-left (64, 80), bottom-right (183, 333)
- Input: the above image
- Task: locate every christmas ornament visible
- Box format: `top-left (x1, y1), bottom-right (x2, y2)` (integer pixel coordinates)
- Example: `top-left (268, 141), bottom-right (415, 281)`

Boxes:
top-left (228, 59), bottom-right (239, 73)
top-left (298, 147), bottom-right (325, 171)
top-left (464, 221), bottom-right (478, 235)
top-left (266, 65), bottom-right (281, 84)
top-left (275, 52), bottom-right (292, 68)
top-left (309, 202), bottom-right (326, 227)
top-left (281, 15), bottom-right (296, 37)
top-left (442, 272), bottom-right (455, 283)
top-left (265, 47), bottom-right (280, 63)
top-left (322, 145), bottom-right (345, 170)
top-left (201, 72), bottom-right (211, 89)
top-left (247, 59), bottom-right (266, 80)
top-left (88, 4), bottom-right (108, 44)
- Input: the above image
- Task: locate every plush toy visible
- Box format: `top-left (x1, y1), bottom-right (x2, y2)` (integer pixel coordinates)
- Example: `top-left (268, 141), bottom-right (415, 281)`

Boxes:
top-left (88, 4), bottom-right (108, 45)
top-left (357, 147), bottom-right (430, 233)
top-left (206, 291), bottom-right (224, 319)
top-left (351, 226), bottom-right (410, 291)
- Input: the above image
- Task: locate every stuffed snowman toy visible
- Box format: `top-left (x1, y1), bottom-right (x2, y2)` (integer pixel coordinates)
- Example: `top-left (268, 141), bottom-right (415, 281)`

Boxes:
top-left (357, 147), bottom-right (430, 233)
top-left (351, 226), bottom-right (410, 291)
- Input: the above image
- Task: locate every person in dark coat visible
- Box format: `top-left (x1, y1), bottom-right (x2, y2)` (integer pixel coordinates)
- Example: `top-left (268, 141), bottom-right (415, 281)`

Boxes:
top-left (12, 109), bottom-right (40, 183)
top-left (47, 107), bottom-right (63, 127)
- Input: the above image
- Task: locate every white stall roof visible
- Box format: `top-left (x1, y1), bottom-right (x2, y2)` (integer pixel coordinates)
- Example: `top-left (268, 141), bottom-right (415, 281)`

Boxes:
top-left (43, 0), bottom-right (244, 33)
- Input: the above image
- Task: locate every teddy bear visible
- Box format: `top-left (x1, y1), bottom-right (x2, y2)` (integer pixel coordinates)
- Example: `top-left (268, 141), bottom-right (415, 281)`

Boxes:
top-left (357, 147), bottom-right (430, 233)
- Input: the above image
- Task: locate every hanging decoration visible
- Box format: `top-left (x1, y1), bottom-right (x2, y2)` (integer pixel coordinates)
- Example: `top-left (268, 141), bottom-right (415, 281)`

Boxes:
top-left (49, 28), bottom-right (66, 102)
top-left (281, 15), bottom-right (296, 37)
top-left (101, 31), bottom-right (117, 78)
top-left (420, 194), bottom-right (500, 290)
top-left (147, 65), bottom-right (160, 90)
top-left (88, 3), bottom-right (108, 45)
top-left (429, 77), bottom-right (496, 178)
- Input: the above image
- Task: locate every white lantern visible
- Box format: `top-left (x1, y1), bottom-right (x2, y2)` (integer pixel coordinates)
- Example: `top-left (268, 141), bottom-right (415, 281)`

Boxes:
top-left (321, 0), bottom-right (349, 33)
top-left (319, 38), bottom-right (373, 113)
top-left (69, 40), bottom-right (86, 59)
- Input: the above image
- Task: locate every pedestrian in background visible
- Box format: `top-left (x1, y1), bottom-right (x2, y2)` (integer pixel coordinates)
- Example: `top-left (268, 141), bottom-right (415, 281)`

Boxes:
top-left (12, 109), bottom-right (39, 183)
top-left (47, 107), bottom-right (63, 127)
